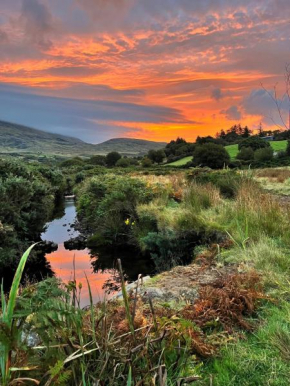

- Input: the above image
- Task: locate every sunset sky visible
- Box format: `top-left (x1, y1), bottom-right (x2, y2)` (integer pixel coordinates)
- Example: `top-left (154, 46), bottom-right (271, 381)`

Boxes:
top-left (0, 0), bottom-right (290, 143)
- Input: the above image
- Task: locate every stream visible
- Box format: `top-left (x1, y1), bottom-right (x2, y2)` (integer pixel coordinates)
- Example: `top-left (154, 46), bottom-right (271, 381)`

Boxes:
top-left (41, 197), bottom-right (153, 307)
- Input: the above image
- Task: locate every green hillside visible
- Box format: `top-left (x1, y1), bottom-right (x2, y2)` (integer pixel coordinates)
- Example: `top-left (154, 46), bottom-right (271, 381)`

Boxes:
top-left (166, 156), bottom-right (193, 166)
top-left (226, 141), bottom-right (287, 159)
top-left (166, 140), bottom-right (288, 166)
top-left (0, 121), bottom-right (166, 157)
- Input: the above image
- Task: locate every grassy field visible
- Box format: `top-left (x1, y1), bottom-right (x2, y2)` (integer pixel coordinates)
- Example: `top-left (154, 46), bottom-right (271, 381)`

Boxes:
top-left (166, 155), bottom-right (193, 166)
top-left (226, 140), bottom-right (288, 159)
top-left (166, 141), bottom-right (288, 165)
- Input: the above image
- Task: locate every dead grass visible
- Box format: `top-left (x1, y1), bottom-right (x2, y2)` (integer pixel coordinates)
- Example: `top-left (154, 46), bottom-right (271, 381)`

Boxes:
top-left (255, 168), bottom-right (290, 182)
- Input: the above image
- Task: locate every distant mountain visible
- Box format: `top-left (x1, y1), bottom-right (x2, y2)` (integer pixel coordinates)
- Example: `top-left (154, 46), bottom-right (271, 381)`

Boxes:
top-left (93, 138), bottom-right (167, 155)
top-left (0, 121), bottom-right (166, 157)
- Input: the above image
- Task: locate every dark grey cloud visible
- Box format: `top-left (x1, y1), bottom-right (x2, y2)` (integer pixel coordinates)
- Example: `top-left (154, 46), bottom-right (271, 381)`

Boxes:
top-left (243, 88), bottom-right (290, 128)
top-left (0, 29), bottom-right (8, 44)
top-left (0, 83), bottom-right (186, 142)
top-left (211, 87), bottom-right (223, 101)
top-left (18, 0), bottom-right (55, 49)
top-left (220, 105), bottom-right (242, 120)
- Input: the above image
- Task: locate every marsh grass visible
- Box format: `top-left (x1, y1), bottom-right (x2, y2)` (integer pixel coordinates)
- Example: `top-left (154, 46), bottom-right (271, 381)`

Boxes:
top-left (199, 303), bottom-right (290, 386)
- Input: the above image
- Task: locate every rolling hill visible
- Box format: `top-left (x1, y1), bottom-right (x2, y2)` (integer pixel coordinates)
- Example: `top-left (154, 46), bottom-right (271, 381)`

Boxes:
top-left (0, 121), bottom-right (166, 157)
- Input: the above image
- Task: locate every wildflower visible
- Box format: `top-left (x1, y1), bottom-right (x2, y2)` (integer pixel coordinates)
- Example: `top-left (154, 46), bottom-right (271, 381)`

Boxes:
top-left (125, 218), bottom-right (130, 225)
top-left (132, 221), bottom-right (135, 226)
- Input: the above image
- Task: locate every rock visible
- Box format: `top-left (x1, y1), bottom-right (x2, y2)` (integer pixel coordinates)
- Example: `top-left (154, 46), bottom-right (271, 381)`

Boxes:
top-left (141, 287), bottom-right (165, 299)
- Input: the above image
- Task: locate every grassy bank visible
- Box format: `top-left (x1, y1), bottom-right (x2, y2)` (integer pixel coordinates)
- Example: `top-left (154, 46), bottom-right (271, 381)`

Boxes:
top-left (2, 167), bottom-right (290, 384)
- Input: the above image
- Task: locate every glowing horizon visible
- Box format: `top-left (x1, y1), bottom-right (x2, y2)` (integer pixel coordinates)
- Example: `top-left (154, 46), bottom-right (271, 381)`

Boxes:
top-left (0, 0), bottom-right (289, 143)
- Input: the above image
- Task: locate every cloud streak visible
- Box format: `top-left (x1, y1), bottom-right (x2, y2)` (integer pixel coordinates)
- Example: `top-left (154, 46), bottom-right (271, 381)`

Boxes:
top-left (0, 0), bottom-right (289, 141)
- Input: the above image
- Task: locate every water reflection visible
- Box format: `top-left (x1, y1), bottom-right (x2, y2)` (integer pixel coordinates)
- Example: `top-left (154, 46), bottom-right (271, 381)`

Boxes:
top-left (41, 197), bottom-right (154, 307)
top-left (42, 198), bottom-right (116, 306)
top-left (45, 244), bottom-right (115, 307)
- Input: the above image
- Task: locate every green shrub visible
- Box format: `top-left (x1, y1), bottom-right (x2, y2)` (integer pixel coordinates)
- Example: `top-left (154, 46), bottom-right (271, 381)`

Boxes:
top-left (76, 176), bottom-right (154, 244)
top-left (254, 147), bottom-right (274, 162)
top-left (140, 230), bottom-right (199, 271)
top-left (142, 157), bottom-right (153, 167)
top-left (115, 157), bottom-right (131, 167)
top-left (75, 171), bottom-right (85, 183)
top-left (60, 157), bottom-right (84, 167)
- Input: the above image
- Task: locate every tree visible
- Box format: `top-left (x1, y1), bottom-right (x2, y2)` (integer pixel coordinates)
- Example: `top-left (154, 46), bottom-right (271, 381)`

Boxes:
top-left (242, 126), bottom-right (251, 138)
top-left (147, 149), bottom-right (166, 164)
top-left (192, 143), bottom-right (230, 169)
top-left (154, 149), bottom-right (166, 164)
top-left (105, 151), bottom-right (121, 166)
top-left (236, 147), bottom-right (255, 161)
top-left (286, 140), bottom-right (290, 156)
top-left (238, 136), bottom-right (270, 151)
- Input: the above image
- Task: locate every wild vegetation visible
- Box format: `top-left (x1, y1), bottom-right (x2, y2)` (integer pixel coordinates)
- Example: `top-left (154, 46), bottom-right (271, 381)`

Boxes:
top-left (2, 125), bottom-right (290, 384)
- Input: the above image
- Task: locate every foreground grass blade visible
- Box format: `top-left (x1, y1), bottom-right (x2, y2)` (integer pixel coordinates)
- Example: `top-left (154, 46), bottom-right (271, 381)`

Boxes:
top-left (0, 243), bottom-right (37, 386)
top-left (5, 243), bottom-right (37, 327)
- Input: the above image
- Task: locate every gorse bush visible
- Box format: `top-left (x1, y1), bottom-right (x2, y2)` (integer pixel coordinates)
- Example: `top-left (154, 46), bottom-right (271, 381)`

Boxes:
top-left (77, 175), bottom-right (154, 244)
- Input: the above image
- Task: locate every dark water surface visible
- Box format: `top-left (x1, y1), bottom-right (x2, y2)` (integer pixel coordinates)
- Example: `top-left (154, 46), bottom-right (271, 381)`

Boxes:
top-left (41, 198), bottom-right (153, 307)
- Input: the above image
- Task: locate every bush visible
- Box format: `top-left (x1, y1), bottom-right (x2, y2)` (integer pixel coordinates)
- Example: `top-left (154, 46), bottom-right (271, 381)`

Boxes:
top-left (254, 147), bottom-right (273, 162)
top-left (60, 157), bottom-right (84, 167)
top-left (142, 157), bottom-right (153, 168)
top-left (188, 169), bottom-right (244, 198)
top-left (116, 158), bottom-right (131, 167)
top-left (140, 230), bottom-right (199, 272)
top-left (75, 172), bottom-right (85, 184)
top-left (86, 155), bottom-right (106, 166)
top-left (192, 143), bottom-right (230, 169)
top-left (239, 136), bottom-right (270, 151)
top-left (236, 147), bottom-right (255, 161)
top-left (76, 176), bottom-right (154, 245)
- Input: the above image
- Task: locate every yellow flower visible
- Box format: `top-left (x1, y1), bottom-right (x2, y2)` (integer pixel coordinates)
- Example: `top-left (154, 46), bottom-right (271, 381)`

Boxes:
top-left (125, 218), bottom-right (130, 225)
